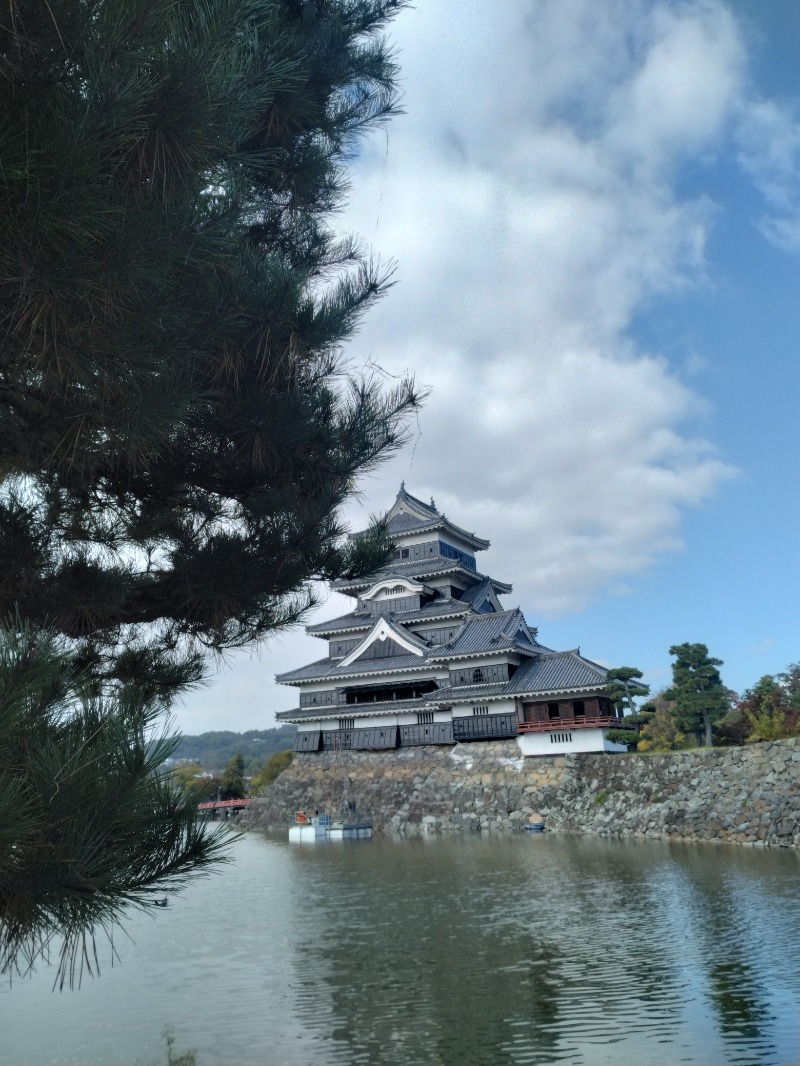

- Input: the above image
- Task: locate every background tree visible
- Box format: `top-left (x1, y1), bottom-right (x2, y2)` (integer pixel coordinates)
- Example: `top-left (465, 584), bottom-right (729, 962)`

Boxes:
top-left (736, 672), bottom-right (799, 742)
top-left (0, 0), bottom-right (412, 979)
top-left (776, 663), bottom-right (800, 710)
top-left (252, 749), bottom-right (295, 791)
top-left (170, 762), bottom-right (224, 803)
top-left (637, 706), bottom-right (686, 752)
top-left (665, 643), bottom-right (729, 747)
top-left (605, 667), bottom-right (649, 715)
top-left (222, 752), bottom-right (247, 799)
top-left (172, 726), bottom-right (296, 775)
top-left (0, 0), bottom-right (417, 694)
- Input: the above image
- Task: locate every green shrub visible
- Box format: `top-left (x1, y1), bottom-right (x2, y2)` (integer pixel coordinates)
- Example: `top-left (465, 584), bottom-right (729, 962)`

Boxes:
top-left (252, 749), bottom-right (295, 792)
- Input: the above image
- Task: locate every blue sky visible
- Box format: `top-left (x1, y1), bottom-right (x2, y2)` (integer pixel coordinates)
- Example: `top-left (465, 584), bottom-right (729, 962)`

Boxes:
top-left (175, 0), bottom-right (799, 734)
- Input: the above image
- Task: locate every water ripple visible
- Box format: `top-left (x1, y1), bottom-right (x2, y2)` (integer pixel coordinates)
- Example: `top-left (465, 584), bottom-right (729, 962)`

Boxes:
top-left (2, 833), bottom-right (800, 1066)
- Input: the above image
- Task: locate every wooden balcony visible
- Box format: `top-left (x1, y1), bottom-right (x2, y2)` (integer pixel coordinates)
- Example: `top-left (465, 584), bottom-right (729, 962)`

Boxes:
top-left (517, 715), bottom-right (635, 733)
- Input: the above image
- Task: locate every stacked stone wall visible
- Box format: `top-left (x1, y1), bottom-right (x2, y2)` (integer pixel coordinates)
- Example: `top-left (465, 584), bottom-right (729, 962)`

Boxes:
top-left (242, 737), bottom-right (800, 846)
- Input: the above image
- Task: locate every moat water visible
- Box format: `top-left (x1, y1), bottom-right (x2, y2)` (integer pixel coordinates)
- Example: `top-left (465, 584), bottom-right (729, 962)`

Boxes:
top-left (3, 830), bottom-right (800, 1066)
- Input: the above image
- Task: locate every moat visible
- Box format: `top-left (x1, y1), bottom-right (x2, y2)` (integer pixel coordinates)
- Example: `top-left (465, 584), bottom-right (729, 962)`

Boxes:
top-left (3, 831), bottom-right (800, 1066)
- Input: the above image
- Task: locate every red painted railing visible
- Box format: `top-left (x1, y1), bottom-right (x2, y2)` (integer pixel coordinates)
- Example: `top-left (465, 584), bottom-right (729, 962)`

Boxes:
top-left (197, 798), bottom-right (253, 810)
top-left (517, 716), bottom-right (635, 733)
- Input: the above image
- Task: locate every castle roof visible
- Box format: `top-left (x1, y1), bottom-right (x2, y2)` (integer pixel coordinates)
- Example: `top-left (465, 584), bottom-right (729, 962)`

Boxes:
top-left (384, 485), bottom-right (491, 551)
top-left (306, 596), bottom-right (472, 637)
top-left (427, 609), bottom-right (539, 662)
top-left (333, 557), bottom-right (512, 595)
top-left (275, 652), bottom-right (434, 686)
top-left (424, 650), bottom-right (611, 705)
top-left (276, 696), bottom-right (430, 722)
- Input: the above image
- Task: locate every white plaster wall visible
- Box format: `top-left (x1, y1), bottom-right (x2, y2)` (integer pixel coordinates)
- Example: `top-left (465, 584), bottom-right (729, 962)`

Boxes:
top-left (451, 699), bottom-right (515, 718)
top-left (516, 728), bottom-right (626, 757)
top-left (353, 713), bottom-right (401, 728)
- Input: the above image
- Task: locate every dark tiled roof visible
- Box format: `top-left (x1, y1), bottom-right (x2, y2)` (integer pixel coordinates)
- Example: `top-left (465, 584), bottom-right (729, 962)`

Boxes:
top-left (307, 597), bottom-right (473, 637)
top-left (305, 611), bottom-right (374, 636)
top-left (348, 614), bottom-right (429, 656)
top-left (428, 609), bottom-right (537, 660)
top-left (275, 652), bottom-right (435, 685)
top-left (423, 681), bottom-right (510, 704)
top-left (333, 560), bottom-right (513, 597)
top-left (386, 510), bottom-right (432, 534)
top-left (423, 652), bottom-right (610, 705)
top-left (386, 511), bottom-right (490, 551)
top-left (506, 651), bottom-right (609, 694)
top-left (394, 485), bottom-right (439, 518)
top-left (333, 557), bottom-right (477, 591)
top-left (277, 697), bottom-right (431, 722)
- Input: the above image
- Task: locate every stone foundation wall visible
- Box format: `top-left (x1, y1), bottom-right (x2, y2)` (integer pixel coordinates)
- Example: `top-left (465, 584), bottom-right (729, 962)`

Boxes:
top-left (241, 737), bottom-right (800, 846)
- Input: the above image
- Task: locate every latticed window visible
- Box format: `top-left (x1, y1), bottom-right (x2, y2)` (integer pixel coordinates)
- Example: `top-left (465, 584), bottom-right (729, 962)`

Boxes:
top-left (417, 712), bottom-right (434, 725)
top-left (472, 668), bottom-right (485, 684)
top-left (473, 705), bottom-right (489, 715)
top-left (338, 717), bottom-right (355, 731)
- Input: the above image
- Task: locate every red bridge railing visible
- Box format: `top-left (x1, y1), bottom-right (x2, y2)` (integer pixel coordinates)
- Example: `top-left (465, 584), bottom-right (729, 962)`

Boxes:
top-left (517, 716), bottom-right (636, 733)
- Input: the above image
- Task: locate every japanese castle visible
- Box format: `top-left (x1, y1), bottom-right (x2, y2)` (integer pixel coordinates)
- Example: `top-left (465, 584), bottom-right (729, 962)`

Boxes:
top-left (276, 486), bottom-right (636, 756)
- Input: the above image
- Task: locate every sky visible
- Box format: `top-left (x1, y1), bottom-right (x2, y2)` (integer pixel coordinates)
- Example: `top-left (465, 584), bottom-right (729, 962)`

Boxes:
top-left (174, 0), bottom-right (799, 736)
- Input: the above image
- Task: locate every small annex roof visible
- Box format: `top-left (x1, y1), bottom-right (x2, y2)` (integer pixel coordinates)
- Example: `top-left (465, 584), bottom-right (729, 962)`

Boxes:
top-left (428, 609), bottom-right (539, 662)
top-left (505, 650), bottom-right (610, 695)
top-left (423, 650), bottom-right (613, 706)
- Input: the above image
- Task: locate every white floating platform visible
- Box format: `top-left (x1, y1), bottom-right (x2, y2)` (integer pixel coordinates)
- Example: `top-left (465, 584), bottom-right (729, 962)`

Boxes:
top-left (289, 814), bottom-right (373, 843)
top-left (328, 823), bottom-right (374, 841)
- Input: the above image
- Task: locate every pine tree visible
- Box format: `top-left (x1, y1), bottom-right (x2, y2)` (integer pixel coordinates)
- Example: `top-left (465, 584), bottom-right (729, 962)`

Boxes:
top-left (0, 0), bottom-right (417, 692)
top-left (0, 624), bottom-right (229, 986)
top-left (605, 666), bottom-right (649, 715)
top-left (665, 643), bottom-right (729, 747)
top-left (0, 0), bottom-right (413, 979)
top-left (222, 752), bottom-right (246, 799)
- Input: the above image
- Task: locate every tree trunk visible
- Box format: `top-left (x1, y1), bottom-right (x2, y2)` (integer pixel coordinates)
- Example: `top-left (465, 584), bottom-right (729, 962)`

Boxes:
top-left (703, 711), bottom-right (713, 747)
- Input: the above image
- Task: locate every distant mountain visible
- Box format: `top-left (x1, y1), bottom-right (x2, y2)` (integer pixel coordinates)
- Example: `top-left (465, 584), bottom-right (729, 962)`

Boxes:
top-left (172, 726), bottom-right (297, 775)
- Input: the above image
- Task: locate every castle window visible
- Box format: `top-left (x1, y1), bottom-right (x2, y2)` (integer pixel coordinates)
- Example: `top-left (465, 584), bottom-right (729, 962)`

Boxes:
top-left (473, 705), bottom-right (489, 715)
top-left (389, 585), bottom-right (404, 595)
top-left (547, 702), bottom-right (560, 721)
top-left (339, 717), bottom-right (355, 731)
top-left (550, 732), bottom-right (573, 744)
top-left (472, 668), bottom-right (485, 684)
top-left (417, 712), bottom-right (434, 725)
top-left (573, 700), bottom-right (585, 718)
top-left (401, 549), bottom-right (409, 558)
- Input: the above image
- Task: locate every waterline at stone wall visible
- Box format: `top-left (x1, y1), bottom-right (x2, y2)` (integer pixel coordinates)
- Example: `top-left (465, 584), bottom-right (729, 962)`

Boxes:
top-left (242, 737), bottom-right (800, 846)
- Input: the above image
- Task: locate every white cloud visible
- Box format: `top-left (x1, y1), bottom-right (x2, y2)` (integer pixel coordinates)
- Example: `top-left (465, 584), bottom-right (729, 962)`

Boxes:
top-left (178, 0), bottom-right (789, 733)
top-left (336, 0), bottom-right (741, 615)
top-left (736, 97), bottom-right (800, 251)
